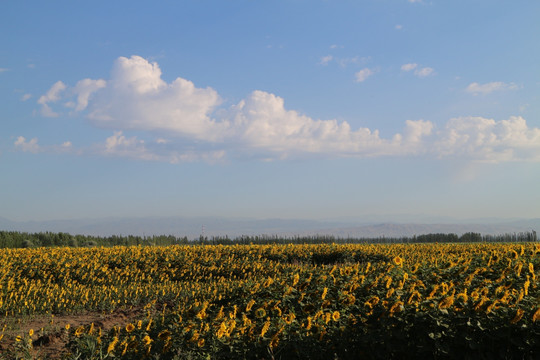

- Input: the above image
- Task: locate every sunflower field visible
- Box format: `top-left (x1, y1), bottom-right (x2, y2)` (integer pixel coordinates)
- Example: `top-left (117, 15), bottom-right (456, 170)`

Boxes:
top-left (1, 242), bottom-right (539, 359)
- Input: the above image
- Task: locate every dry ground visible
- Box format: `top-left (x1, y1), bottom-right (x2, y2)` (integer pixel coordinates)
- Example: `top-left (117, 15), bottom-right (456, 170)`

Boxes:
top-left (1, 307), bottom-right (143, 359)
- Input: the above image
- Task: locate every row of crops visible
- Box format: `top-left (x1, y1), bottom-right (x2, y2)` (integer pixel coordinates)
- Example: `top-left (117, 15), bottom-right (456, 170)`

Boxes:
top-left (1, 243), bottom-right (539, 359)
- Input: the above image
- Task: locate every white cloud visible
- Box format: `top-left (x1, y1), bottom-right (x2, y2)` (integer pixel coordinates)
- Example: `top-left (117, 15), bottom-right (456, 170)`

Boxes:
top-left (0, 68), bottom-right (9, 73)
top-left (395, 24), bottom-right (403, 30)
top-left (32, 55), bottom-right (540, 163)
top-left (72, 78), bottom-right (106, 111)
top-left (401, 63), bottom-right (418, 72)
top-left (414, 67), bottom-right (434, 77)
top-left (21, 93), bottom-right (32, 101)
top-left (403, 119), bottom-right (433, 143)
top-left (355, 68), bottom-right (374, 83)
top-left (37, 81), bottom-right (67, 117)
top-left (14, 136), bottom-right (40, 153)
top-left (14, 136), bottom-right (73, 154)
top-left (87, 56), bottom-right (225, 141)
top-left (401, 63), bottom-right (434, 77)
top-left (320, 55), bottom-right (333, 65)
top-left (38, 81), bottom-right (66, 104)
top-left (225, 90), bottom-right (430, 159)
top-left (465, 82), bottom-right (518, 95)
top-left (435, 116), bottom-right (540, 162)
top-left (101, 131), bottom-right (156, 161)
top-left (97, 131), bottom-right (224, 163)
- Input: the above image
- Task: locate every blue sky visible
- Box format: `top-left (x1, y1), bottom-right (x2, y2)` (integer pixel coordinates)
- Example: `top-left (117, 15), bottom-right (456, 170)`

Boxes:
top-left (1, 0), bottom-right (540, 222)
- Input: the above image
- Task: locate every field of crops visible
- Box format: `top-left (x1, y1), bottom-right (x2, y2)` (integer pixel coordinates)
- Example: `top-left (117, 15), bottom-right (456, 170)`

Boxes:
top-left (1, 243), bottom-right (539, 359)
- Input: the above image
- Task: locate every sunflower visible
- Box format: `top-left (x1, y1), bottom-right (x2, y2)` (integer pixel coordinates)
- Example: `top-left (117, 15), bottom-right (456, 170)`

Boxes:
top-left (125, 323), bottom-right (135, 333)
top-left (74, 326), bottom-right (85, 337)
top-left (393, 256), bottom-right (403, 267)
top-left (141, 335), bottom-right (152, 346)
top-left (284, 312), bottom-right (296, 324)
top-left (260, 320), bottom-right (271, 337)
top-left (532, 308), bottom-right (540, 323)
top-left (158, 329), bottom-right (171, 340)
top-left (332, 311), bottom-right (340, 322)
top-left (510, 309), bottom-right (524, 324)
top-left (324, 312), bottom-right (332, 324)
top-left (246, 299), bottom-right (256, 312)
top-left (321, 287), bottom-right (328, 300)
top-left (342, 294), bottom-right (356, 306)
top-left (438, 296), bottom-right (454, 310)
top-left (107, 337), bottom-right (119, 354)
top-left (255, 307), bottom-right (267, 318)
top-left (305, 316), bottom-right (313, 330)
top-left (456, 291), bottom-right (468, 303)
top-left (365, 295), bottom-right (380, 307)
top-left (389, 301), bottom-right (404, 315)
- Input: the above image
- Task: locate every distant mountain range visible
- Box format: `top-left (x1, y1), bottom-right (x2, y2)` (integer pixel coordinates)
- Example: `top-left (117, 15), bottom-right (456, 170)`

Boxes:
top-left (0, 216), bottom-right (538, 239)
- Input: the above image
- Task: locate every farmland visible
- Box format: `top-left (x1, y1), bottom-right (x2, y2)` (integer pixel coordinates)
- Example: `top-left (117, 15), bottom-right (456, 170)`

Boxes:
top-left (1, 242), bottom-right (539, 359)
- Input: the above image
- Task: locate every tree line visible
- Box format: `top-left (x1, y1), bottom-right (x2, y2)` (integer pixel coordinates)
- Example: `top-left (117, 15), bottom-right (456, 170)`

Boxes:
top-left (0, 230), bottom-right (537, 248)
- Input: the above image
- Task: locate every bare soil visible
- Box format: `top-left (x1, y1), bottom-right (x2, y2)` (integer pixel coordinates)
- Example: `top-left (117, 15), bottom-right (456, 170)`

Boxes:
top-left (1, 307), bottom-right (144, 359)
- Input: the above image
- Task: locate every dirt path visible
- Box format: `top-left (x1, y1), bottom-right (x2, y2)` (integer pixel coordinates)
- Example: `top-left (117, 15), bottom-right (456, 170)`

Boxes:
top-left (1, 307), bottom-right (144, 359)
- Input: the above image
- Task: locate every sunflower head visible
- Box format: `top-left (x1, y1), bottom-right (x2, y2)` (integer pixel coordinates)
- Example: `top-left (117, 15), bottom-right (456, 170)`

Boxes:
top-left (125, 323), bottom-right (135, 333)
top-left (255, 308), bottom-right (267, 318)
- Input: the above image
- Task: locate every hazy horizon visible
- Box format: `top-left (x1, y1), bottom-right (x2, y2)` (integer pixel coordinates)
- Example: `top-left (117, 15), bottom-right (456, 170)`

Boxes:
top-left (2, 1), bottom-right (540, 223)
top-left (1, 214), bottom-right (538, 239)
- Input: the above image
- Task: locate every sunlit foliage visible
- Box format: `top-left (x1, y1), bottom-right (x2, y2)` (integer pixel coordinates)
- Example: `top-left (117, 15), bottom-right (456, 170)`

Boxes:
top-left (1, 243), bottom-right (539, 358)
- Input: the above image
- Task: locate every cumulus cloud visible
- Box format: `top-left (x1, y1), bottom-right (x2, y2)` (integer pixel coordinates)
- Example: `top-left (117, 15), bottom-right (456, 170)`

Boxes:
top-left (72, 78), bottom-right (107, 111)
top-left (414, 67), bottom-right (434, 77)
top-left (37, 81), bottom-right (66, 117)
top-left (401, 63), bottom-right (434, 77)
top-left (230, 91), bottom-right (370, 155)
top-left (14, 136), bottom-right (40, 153)
top-left (87, 56), bottom-right (225, 141)
top-left (97, 131), bottom-right (224, 163)
top-left (31, 55), bottom-right (540, 163)
top-left (435, 116), bottom-right (540, 162)
top-left (14, 136), bottom-right (72, 154)
top-left (320, 55), bottom-right (333, 65)
top-left (465, 82), bottom-right (518, 95)
top-left (401, 63), bottom-right (418, 72)
top-left (99, 131), bottom-right (161, 162)
top-left (355, 68), bottom-right (374, 83)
